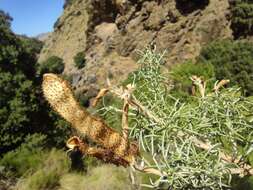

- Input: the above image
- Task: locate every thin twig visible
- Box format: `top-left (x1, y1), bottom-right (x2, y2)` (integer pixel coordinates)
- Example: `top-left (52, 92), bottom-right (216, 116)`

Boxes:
top-left (213, 80), bottom-right (230, 93)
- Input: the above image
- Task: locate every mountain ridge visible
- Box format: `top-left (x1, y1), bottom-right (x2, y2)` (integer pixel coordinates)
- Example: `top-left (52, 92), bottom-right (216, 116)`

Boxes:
top-left (39, 0), bottom-right (232, 99)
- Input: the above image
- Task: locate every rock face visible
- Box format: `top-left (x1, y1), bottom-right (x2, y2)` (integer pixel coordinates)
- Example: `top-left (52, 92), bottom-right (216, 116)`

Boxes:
top-left (39, 0), bottom-right (232, 96)
top-left (36, 32), bottom-right (51, 42)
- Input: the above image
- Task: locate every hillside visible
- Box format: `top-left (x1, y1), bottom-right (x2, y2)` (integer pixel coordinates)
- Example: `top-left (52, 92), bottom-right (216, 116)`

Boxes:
top-left (36, 32), bottom-right (51, 42)
top-left (1, 3), bottom-right (253, 189)
top-left (39, 0), bottom-right (232, 94)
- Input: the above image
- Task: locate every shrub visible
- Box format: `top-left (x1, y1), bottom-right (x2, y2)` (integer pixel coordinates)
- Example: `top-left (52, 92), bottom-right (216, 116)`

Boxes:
top-left (74, 52), bottom-right (86, 69)
top-left (19, 36), bottom-right (43, 54)
top-left (0, 13), bottom-right (71, 155)
top-left (78, 94), bottom-right (90, 107)
top-left (230, 0), bottom-right (253, 38)
top-left (38, 56), bottom-right (65, 75)
top-left (100, 49), bottom-right (253, 189)
top-left (0, 134), bottom-right (46, 177)
top-left (170, 60), bottom-right (215, 99)
top-left (15, 149), bottom-right (70, 190)
top-left (75, 91), bottom-right (90, 107)
top-left (62, 74), bottom-right (73, 84)
top-left (198, 40), bottom-right (253, 96)
top-left (0, 21), bottom-right (39, 154)
top-left (59, 165), bottom-right (133, 190)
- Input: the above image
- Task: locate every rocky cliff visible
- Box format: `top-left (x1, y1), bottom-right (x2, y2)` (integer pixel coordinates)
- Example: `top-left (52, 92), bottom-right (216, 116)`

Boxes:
top-left (39, 0), bottom-right (232, 99)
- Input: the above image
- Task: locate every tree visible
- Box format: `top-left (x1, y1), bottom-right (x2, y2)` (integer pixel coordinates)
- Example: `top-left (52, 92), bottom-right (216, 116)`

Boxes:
top-left (0, 16), bottom-right (39, 153)
top-left (74, 51), bottom-right (86, 69)
top-left (230, 0), bottom-right (253, 38)
top-left (38, 56), bottom-right (65, 75)
top-left (0, 13), bottom-right (70, 155)
top-left (0, 10), bottom-right (12, 29)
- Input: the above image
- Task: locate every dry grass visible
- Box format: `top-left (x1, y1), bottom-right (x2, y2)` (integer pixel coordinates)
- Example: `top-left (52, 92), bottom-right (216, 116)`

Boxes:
top-left (15, 149), bottom-right (69, 190)
top-left (59, 165), bottom-right (133, 190)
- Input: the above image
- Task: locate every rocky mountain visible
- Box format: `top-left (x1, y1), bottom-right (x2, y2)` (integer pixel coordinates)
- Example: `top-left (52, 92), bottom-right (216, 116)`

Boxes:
top-left (39, 0), bottom-right (232, 98)
top-left (36, 32), bottom-right (51, 42)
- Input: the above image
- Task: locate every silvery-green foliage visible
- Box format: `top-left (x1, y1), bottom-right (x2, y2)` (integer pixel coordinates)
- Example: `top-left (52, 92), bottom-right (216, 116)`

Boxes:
top-left (100, 49), bottom-right (253, 189)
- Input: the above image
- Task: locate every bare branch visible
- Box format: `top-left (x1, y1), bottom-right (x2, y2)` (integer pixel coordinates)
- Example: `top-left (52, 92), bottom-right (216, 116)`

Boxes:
top-left (91, 88), bottom-right (109, 107)
top-left (190, 75), bottom-right (206, 98)
top-left (213, 79), bottom-right (230, 93)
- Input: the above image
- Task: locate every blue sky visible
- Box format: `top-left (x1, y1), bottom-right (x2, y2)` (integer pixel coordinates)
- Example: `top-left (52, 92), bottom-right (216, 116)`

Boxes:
top-left (0, 0), bottom-right (64, 37)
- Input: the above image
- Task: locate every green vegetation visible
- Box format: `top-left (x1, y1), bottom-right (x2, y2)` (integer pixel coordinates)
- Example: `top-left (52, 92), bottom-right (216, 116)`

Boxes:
top-left (74, 51), bottom-right (86, 69)
top-left (59, 165), bottom-right (133, 190)
top-left (19, 35), bottom-right (43, 54)
top-left (0, 10), bottom-right (12, 29)
top-left (1, 8), bottom-right (253, 190)
top-left (170, 61), bottom-right (214, 99)
top-left (170, 40), bottom-right (253, 97)
top-left (0, 134), bottom-right (46, 177)
top-left (16, 149), bottom-right (70, 190)
top-left (100, 49), bottom-right (253, 189)
top-left (1, 132), bottom-right (133, 190)
top-left (0, 10), bottom-right (70, 155)
top-left (230, 0), bottom-right (253, 38)
top-left (198, 40), bottom-right (253, 96)
top-left (0, 18), bottom-right (40, 153)
top-left (0, 11), bottom-right (136, 190)
top-left (38, 55), bottom-right (65, 75)
top-left (75, 91), bottom-right (90, 107)
top-left (16, 161), bottom-right (133, 190)
top-left (96, 94), bottom-right (123, 131)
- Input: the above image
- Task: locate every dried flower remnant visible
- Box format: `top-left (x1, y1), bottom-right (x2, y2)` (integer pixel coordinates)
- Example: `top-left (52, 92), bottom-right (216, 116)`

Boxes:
top-left (42, 73), bottom-right (138, 166)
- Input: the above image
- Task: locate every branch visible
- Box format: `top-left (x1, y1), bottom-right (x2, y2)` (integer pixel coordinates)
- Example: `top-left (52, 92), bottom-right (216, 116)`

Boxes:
top-left (92, 80), bottom-right (253, 177)
top-left (190, 75), bottom-right (206, 98)
top-left (190, 136), bottom-right (253, 176)
top-left (122, 96), bottom-right (130, 141)
top-left (213, 79), bottom-right (230, 93)
top-left (66, 136), bottom-right (129, 167)
top-left (91, 88), bottom-right (109, 107)
top-left (132, 164), bottom-right (164, 176)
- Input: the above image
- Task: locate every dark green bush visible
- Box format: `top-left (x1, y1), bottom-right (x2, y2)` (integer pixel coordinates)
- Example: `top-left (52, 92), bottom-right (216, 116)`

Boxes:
top-left (38, 56), bottom-right (65, 75)
top-left (0, 13), bottom-right (71, 155)
top-left (74, 52), bottom-right (86, 69)
top-left (232, 176), bottom-right (253, 190)
top-left (170, 60), bottom-right (215, 99)
top-left (230, 0), bottom-right (253, 38)
top-left (19, 35), bottom-right (43, 54)
top-left (75, 87), bottom-right (98, 108)
top-left (198, 40), bottom-right (253, 96)
top-left (0, 21), bottom-right (39, 154)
